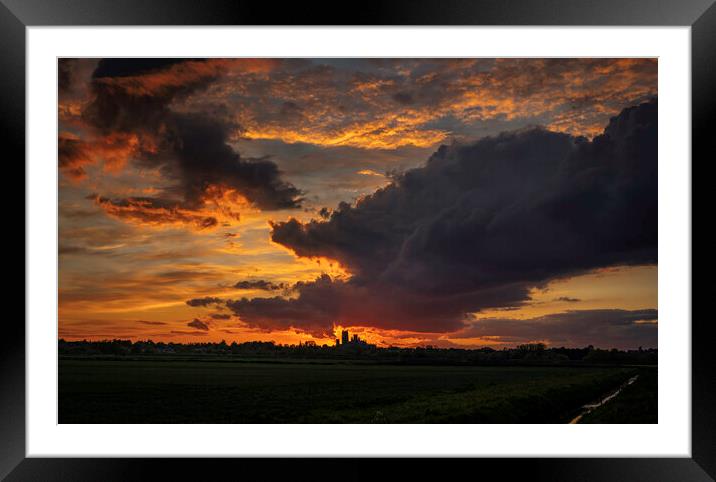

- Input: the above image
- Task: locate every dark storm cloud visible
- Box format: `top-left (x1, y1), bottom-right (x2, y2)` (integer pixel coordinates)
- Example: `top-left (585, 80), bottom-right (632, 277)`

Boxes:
top-left (186, 297), bottom-right (223, 307)
top-left (58, 58), bottom-right (76, 93)
top-left (92, 58), bottom-right (200, 79)
top-left (226, 275), bottom-right (352, 336)
top-left (453, 309), bottom-right (658, 349)
top-left (234, 280), bottom-right (287, 291)
top-left (75, 58), bottom-right (302, 216)
top-left (554, 297), bottom-right (581, 303)
top-left (187, 318), bottom-right (210, 331)
top-left (81, 58), bottom-right (225, 134)
top-left (226, 275), bottom-right (527, 336)
top-left (228, 100), bottom-right (657, 335)
top-left (210, 313), bottom-right (232, 320)
top-left (275, 99), bottom-right (657, 283)
top-left (163, 113), bottom-right (302, 210)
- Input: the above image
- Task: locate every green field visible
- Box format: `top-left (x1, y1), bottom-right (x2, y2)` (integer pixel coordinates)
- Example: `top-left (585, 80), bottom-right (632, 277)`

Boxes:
top-left (58, 359), bottom-right (655, 423)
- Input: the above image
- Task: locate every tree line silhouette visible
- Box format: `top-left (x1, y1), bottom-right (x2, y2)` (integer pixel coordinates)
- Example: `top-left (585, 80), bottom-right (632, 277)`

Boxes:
top-left (58, 339), bottom-right (657, 366)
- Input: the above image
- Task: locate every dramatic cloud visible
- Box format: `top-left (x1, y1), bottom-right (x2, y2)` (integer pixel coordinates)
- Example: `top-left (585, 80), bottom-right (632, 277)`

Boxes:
top-left (234, 280), bottom-right (287, 291)
top-left (58, 58), bottom-right (659, 347)
top-left (59, 130), bottom-right (141, 181)
top-left (186, 297), bottom-right (223, 307)
top-left (554, 297), bottom-right (581, 303)
top-left (59, 58), bottom-right (656, 227)
top-left (190, 58), bottom-right (656, 148)
top-left (226, 275), bottom-right (521, 336)
top-left (187, 319), bottom-right (210, 331)
top-left (210, 313), bottom-right (232, 320)
top-left (91, 58), bottom-right (197, 79)
top-left (226, 275), bottom-right (359, 335)
top-left (137, 320), bottom-right (167, 326)
top-left (58, 134), bottom-right (92, 179)
top-left (228, 100), bottom-right (657, 335)
top-left (89, 194), bottom-right (219, 229)
top-left (454, 309), bottom-right (658, 349)
top-left (61, 58), bottom-right (302, 226)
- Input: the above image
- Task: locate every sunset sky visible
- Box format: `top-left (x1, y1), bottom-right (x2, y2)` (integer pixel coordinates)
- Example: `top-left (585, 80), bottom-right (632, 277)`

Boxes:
top-left (58, 58), bottom-right (658, 349)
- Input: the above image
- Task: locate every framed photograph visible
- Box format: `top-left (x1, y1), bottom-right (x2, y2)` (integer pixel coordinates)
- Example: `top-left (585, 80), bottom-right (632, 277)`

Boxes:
top-left (6, 0), bottom-right (715, 479)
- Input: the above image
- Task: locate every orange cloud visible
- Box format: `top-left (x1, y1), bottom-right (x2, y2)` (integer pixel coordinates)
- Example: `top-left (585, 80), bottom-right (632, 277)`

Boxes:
top-left (356, 169), bottom-right (384, 177)
top-left (181, 58), bottom-right (657, 149)
top-left (59, 131), bottom-right (144, 180)
top-left (88, 186), bottom-right (254, 230)
top-left (89, 195), bottom-right (218, 229)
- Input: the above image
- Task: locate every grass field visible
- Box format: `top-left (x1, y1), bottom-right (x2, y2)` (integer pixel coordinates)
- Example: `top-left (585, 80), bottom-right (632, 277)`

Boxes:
top-left (578, 368), bottom-right (658, 424)
top-left (58, 359), bottom-right (654, 423)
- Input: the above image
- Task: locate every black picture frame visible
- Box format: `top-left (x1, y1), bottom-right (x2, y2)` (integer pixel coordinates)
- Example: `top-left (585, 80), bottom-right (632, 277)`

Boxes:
top-left (4, 0), bottom-right (715, 480)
